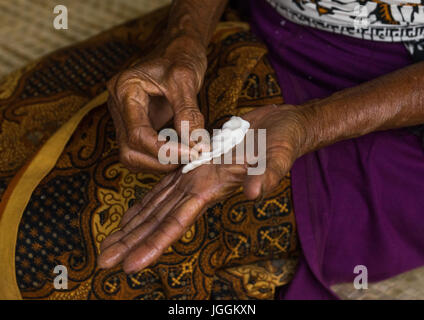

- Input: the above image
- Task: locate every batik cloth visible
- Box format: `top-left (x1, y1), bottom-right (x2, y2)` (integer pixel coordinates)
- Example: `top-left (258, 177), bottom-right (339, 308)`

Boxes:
top-left (0, 6), bottom-right (298, 300)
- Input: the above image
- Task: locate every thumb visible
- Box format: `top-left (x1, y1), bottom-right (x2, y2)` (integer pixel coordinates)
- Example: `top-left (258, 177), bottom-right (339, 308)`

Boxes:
top-left (243, 153), bottom-right (292, 201)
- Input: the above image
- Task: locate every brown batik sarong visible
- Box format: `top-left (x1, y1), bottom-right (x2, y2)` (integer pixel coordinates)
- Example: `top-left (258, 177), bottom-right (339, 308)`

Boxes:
top-left (0, 6), bottom-right (298, 300)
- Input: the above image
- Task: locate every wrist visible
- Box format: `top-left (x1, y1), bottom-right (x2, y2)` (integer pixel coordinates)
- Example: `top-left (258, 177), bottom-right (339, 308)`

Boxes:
top-left (284, 104), bottom-right (319, 157)
top-left (160, 33), bottom-right (207, 65)
top-left (296, 103), bottom-right (323, 155)
top-left (243, 104), bottom-right (317, 159)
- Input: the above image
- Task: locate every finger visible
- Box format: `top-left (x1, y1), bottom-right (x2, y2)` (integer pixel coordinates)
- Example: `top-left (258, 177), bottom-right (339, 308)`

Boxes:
top-left (122, 196), bottom-right (206, 274)
top-left (121, 89), bottom-right (166, 156)
top-left (119, 145), bottom-right (179, 173)
top-left (99, 188), bottom-right (174, 253)
top-left (101, 174), bottom-right (181, 252)
top-left (122, 89), bottom-right (199, 163)
top-left (119, 171), bottom-right (178, 227)
top-left (109, 96), bottom-right (181, 172)
top-left (99, 173), bottom-right (180, 253)
top-left (119, 85), bottom-right (185, 157)
top-left (99, 199), bottom-right (146, 253)
top-left (172, 92), bottom-right (205, 147)
top-left (97, 188), bottom-right (185, 269)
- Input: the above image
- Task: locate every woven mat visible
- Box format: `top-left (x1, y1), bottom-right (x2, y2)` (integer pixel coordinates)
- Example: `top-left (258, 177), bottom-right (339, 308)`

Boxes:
top-left (0, 0), bottom-right (170, 78)
top-left (0, 0), bottom-right (423, 300)
top-left (332, 266), bottom-right (424, 300)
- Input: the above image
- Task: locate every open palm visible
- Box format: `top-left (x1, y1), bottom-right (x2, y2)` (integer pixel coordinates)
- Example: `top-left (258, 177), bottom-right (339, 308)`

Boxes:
top-left (98, 104), bottom-right (310, 273)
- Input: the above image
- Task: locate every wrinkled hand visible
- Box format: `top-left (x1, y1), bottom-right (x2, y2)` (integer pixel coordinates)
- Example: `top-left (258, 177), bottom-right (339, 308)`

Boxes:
top-left (107, 35), bottom-right (207, 172)
top-left (98, 104), bottom-right (313, 273)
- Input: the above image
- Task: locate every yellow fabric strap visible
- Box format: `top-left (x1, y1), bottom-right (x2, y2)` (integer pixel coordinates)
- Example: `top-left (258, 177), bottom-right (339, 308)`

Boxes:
top-left (0, 91), bottom-right (108, 299)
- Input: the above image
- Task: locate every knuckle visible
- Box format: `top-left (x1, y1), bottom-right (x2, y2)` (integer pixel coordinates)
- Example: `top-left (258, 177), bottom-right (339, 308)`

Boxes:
top-left (120, 236), bottom-right (133, 251)
top-left (145, 213), bottom-right (160, 226)
top-left (176, 106), bottom-right (204, 128)
top-left (170, 64), bottom-right (201, 90)
top-left (144, 236), bottom-right (162, 254)
top-left (165, 215), bottom-right (185, 232)
top-left (108, 71), bottom-right (132, 93)
top-left (192, 110), bottom-right (205, 128)
top-left (109, 70), bottom-right (142, 98)
top-left (153, 139), bottom-right (163, 153)
top-left (119, 147), bottom-right (149, 173)
top-left (127, 128), bottom-right (144, 149)
top-left (119, 149), bottom-right (135, 168)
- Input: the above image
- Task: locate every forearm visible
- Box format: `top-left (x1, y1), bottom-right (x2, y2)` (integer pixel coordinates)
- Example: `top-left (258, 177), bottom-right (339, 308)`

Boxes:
top-left (302, 61), bottom-right (424, 153)
top-left (157, 0), bottom-right (228, 62)
top-left (150, 0), bottom-right (228, 87)
top-left (166, 0), bottom-right (228, 49)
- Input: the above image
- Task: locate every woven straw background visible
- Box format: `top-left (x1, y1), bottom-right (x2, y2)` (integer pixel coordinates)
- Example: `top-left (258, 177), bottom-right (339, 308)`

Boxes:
top-left (0, 0), bottom-right (423, 300)
top-left (0, 0), bottom-right (170, 78)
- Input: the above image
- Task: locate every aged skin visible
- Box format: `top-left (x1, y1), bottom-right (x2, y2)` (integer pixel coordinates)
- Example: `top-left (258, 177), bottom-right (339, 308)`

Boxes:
top-left (107, 0), bottom-right (228, 172)
top-left (98, 105), bottom-right (309, 272)
top-left (99, 0), bottom-right (424, 273)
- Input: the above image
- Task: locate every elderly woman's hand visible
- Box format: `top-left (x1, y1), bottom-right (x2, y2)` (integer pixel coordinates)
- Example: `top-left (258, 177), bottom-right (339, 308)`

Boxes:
top-left (98, 104), bottom-right (314, 273)
top-left (107, 34), bottom-right (207, 173)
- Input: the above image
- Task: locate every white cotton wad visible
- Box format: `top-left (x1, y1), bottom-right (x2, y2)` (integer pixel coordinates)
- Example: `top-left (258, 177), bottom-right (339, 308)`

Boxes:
top-left (182, 116), bottom-right (250, 173)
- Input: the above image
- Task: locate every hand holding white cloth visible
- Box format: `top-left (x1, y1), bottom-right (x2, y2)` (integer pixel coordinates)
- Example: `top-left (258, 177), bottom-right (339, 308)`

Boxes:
top-left (182, 116), bottom-right (250, 173)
